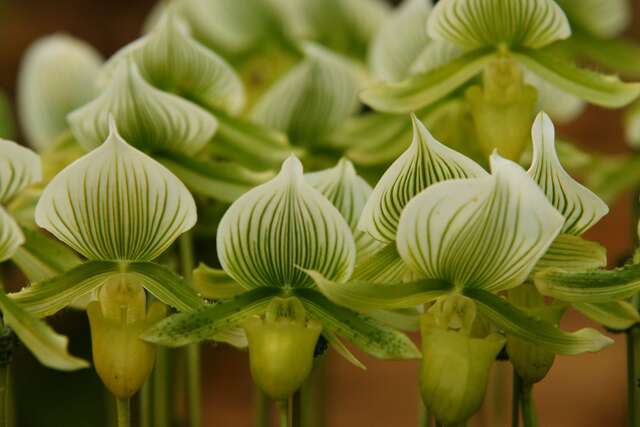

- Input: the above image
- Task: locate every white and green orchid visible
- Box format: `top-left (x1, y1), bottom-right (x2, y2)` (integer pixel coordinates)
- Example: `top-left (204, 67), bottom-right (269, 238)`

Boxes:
top-left (143, 155), bottom-right (420, 391)
top-left (360, 0), bottom-right (640, 114)
top-left (0, 138), bottom-right (88, 371)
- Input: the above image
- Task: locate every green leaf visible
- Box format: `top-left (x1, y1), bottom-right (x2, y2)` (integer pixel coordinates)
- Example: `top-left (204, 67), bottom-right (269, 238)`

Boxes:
top-left (557, 0), bottom-right (630, 39)
top-left (305, 158), bottom-right (382, 261)
top-left (10, 260), bottom-right (119, 318)
top-left (251, 43), bottom-right (361, 145)
top-left (0, 291), bottom-right (89, 370)
top-left (427, 0), bottom-right (570, 50)
top-left (534, 234), bottom-right (607, 274)
top-left (102, 10), bottom-right (245, 114)
top-left (360, 49), bottom-right (495, 113)
top-left (17, 34), bottom-right (103, 151)
top-left (304, 269), bottom-right (451, 312)
top-left (193, 263), bottom-right (245, 299)
top-left (513, 48), bottom-right (640, 108)
top-left (127, 262), bottom-right (203, 312)
top-left (10, 226), bottom-right (82, 282)
top-left (574, 301), bottom-right (639, 331)
top-left (358, 115), bottom-right (486, 243)
top-left (535, 263), bottom-right (640, 303)
top-left (35, 120), bottom-right (197, 262)
top-left (351, 243), bottom-right (418, 284)
top-left (294, 287), bottom-right (420, 359)
top-left (217, 156), bottom-right (356, 289)
top-left (527, 112), bottom-right (608, 234)
top-left (157, 152), bottom-right (272, 203)
top-left (68, 61), bottom-right (218, 156)
top-left (464, 287), bottom-right (612, 355)
top-left (0, 207), bottom-right (24, 263)
top-left (397, 153), bottom-right (564, 292)
top-left (0, 139), bottom-right (41, 203)
top-left (210, 111), bottom-right (297, 172)
top-left (142, 287), bottom-right (282, 347)
top-left (368, 0), bottom-right (432, 82)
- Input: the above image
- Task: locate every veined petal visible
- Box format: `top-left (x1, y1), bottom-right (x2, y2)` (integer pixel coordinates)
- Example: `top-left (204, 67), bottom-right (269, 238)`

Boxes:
top-left (17, 34), bottom-right (103, 151)
top-left (368, 0), bottom-right (432, 82)
top-left (352, 243), bottom-right (419, 284)
top-left (35, 120), bottom-right (197, 262)
top-left (533, 234), bottom-right (607, 274)
top-left (409, 40), bottom-right (464, 76)
top-left (217, 156), bottom-right (356, 289)
top-left (427, 0), bottom-right (571, 50)
top-left (397, 153), bottom-right (564, 292)
top-left (0, 139), bottom-right (42, 203)
top-left (0, 206), bottom-right (24, 262)
top-left (68, 61), bottom-right (217, 156)
top-left (250, 43), bottom-right (361, 145)
top-left (102, 10), bottom-right (245, 114)
top-left (358, 115), bottom-right (486, 243)
top-left (557, 0), bottom-right (631, 39)
top-left (305, 158), bottom-right (382, 261)
top-left (528, 112), bottom-right (608, 234)
top-left (574, 301), bottom-right (639, 331)
top-left (525, 71), bottom-right (585, 124)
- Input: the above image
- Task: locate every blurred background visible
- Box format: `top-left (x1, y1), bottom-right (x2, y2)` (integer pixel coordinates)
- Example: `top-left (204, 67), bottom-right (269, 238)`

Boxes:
top-left (0, 0), bottom-right (638, 426)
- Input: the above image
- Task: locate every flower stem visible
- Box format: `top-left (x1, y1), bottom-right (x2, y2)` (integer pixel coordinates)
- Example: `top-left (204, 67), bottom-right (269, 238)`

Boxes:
top-left (252, 385), bottom-right (269, 427)
top-left (277, 399), bottom-right (290, 427)
top-left (140, 378), bottom-right (152, 427)
top-left (116, 398), bottom-right (131, 427)
top-left (0, 364), bottom-right (7, 427)
top-left (512, 370), bottom-right (521, 427)
top-left (519, 383), bottom-right (538, 427)
top-left (179, 232), bottom-right (202, 427)
top-left (153, 348), bottom-right (171, 427)
top-left (419, 399), bottom-right (432, 427)
top-left (628, 323), bottom-right (640, 426)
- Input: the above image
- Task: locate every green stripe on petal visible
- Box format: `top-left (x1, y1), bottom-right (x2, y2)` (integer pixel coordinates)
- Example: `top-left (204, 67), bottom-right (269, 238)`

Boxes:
top-left (534, 234), bottom-right (606, 274)
top-left (528, 112), bottom-right (608, 234)
top-left (0, 139), bottom-right (42, 203)
top-left (535, 263), bottom-right (640, 303)
top-left (358, 115), bottom-right (486, 243)
top-left (0, 206), bottom-right (24, 262)
top-left (464, 287), bottom-right (612, 354)
top-left (304, 269), bottom-right (451, 312)
top-left (427, 0), bottom-right (571, 50)
top-left (574, 301), bottom-right (639, 331)
top-left (514, 48), bottom-right (640, 108)
top-left (35, 120), bottom-right (197, 262)
top-left (17, 35), bottom-right (103, 151)
top-left (103, 10), bottom-right (245, 114)
top-left (68, 61), bottom-right (218, 155)
top-left (217, 156), bottom-right (356, 289)
top-left (352, 243), bottom-right (419, 284)
top-left (250, 43), bottom-right (361, 146)
top-left (397, 153), bottom-right (564, 292)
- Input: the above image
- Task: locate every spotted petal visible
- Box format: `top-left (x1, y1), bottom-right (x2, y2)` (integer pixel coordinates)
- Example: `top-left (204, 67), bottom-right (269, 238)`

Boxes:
top-left (102, 10), bottom-right (244, 114)
top-left (17, 35), bottom-right (103, 151)
top-left (358, 115), bottom-right (486, 243)
top-left (35, 120), bottom-right (197, 262)
top-left (527, 112), bottom-right (608, 235)
top-left (217, 156), bottom-right (356, 289)
top-left (397, 153), bottom-right (564, 292)
top-left (68, 61), bottom-right (217, 155)
top-left (0, 139), bottom-right (42, 203)
top-left (251, 43), bottom-right (361, 145)
top-left (427, 0), bottom-right (571, 50)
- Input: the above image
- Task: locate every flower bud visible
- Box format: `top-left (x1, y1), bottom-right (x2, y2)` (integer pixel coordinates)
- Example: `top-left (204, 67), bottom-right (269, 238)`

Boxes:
top-left (507, 284), bottom-right (565, 385)
top-left (420, 296), bottom-right (505, 425)
top-left (465, 55), bottom-right (537, 162)
top-left (243, 297), bottom-right (322, 401)
top-left (88, 274), bottom-right (166, 399)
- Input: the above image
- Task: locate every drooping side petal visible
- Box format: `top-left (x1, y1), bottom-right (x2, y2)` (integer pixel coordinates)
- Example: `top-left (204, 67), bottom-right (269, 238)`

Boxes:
top-left (397, 153), bottom-right (564, 292)
top-left (0, 139), bottom-right (42, 203)
top-left (527, 112), bottom-right (608, 235)
top-left (250, 43), bottom-right (361, 145)
top-left (35, 120), bottom-right (197, 262)
top-left (0, 206), bottom-right (24, 262)
top-left (427, 0), bottom-right (571, 50)
top-left (358, 115), bottom-right (486, 243)
top-left (217, 156), bottom-right (356, 289)
top-left (102, 11), bottom-right (245, 114)
top-left (17, 34), bottom-right (103, 151)
top-left (68, 61), bottom-right (217, 155)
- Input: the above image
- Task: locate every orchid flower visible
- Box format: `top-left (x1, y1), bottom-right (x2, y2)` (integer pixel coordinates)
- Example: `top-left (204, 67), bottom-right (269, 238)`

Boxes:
top-left (143, 155), bottom-right (420, 399)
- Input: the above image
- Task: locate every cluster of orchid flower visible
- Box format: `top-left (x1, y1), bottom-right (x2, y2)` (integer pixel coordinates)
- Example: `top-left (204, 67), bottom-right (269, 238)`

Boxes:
top-left (3, 0), bottom-right (640, 426)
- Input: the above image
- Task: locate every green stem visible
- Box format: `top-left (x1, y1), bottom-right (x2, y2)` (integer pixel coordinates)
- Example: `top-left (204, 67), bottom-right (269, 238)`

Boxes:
top-left (628, 325), bottom-right (640, 426)
top-left (419, 399), bottom-right (431, 427)
top-left (512, 370), bottom-right (521, 427)
top-left (116, 398), bottom-right (131, 427)
top-left (180, 232), bottom-right (202, 427)
top-left (519, 383), bottom-right (538, 427)
top-left (153, 348), bottom-right (171, 427)
top-left (252, 385), bottom-right (269, 427)
top-left (277, 400), bottom-right (290, 427)
top-left (0, 364), bottom-right (7, 427)
top-left (140, 378), bottom-right (152, 427)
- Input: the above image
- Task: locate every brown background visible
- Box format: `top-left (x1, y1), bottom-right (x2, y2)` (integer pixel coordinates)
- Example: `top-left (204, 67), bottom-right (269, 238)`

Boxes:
top-left (0, 1), bottom-right (639, 426)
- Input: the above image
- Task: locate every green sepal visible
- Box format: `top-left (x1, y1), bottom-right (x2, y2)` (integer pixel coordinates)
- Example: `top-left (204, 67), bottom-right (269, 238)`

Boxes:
top-left (464, 287), bottom-right (612, 354)
top-left (142, 287), bottom-right (282, 347)
top-left (293, 287), bottom-right (421, 360)
top-left (193, 263), bottom-right (245, 300)
top-left (574, 301), bottom-right (640, 331)
top-left (568, 33), bottom-right (640, 78)
top-left (0, 291), bottom-right (89, 371)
